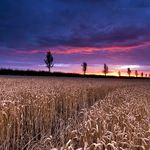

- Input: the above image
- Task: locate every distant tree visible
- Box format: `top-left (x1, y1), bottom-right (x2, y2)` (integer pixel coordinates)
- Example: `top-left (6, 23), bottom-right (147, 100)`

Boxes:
top-left (44, 50), bottom-right (54, 73)
top-left (141, 72), bottom-right (143, 77)
top-left (145, 74), bottom-right (147, 78)
top-left (118, 71), bottom-right (121, 77)
top-left (135, 70), bottom-right (138, 77)
top-left (102, 64), bottom-right (109, 76)
top-left (81, 62), bottom-right (87, 75)
top-left (127, 68), bottom-right (131, 77)
top-left (149, 74), bottom-right (150, 78)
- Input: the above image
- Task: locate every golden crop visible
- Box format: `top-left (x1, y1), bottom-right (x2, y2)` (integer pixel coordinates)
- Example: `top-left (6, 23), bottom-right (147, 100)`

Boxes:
top-left (0, 76), bottom-right (149, 150)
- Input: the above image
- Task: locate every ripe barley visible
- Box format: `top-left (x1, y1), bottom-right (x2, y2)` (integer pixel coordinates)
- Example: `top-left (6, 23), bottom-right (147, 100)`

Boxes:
top-left (0, 76), bottom-right (149, 149)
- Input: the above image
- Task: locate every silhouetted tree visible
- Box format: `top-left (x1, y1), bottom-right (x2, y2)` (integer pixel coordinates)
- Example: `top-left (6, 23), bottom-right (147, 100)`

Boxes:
top-left (102, 64), bottom-right (108, 76)
top-left (127, 68), bottom-right (131, 77)
top-left (118, 71), bottom-right (121, 77)
top-left (135, 70), bottom-right (138, 77)
top-left (145, 74), bottom-right (147, 78)
top-left (81, 62), bottom-right (87, 75)
top-left (149, 74), bottom-right (150, 78)
top-left (44, 50), bottom-right (54, 73)
top-left (141, 72), bottom-right (143, 77)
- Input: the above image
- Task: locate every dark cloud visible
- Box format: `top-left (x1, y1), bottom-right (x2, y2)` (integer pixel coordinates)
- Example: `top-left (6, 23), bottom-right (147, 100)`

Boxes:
top-left (35, 24), bottom-right (150, 49)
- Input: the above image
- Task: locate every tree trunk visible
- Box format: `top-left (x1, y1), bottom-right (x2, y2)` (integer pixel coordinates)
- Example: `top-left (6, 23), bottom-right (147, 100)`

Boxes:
top-left (83, 71), bottom-right (85, 76)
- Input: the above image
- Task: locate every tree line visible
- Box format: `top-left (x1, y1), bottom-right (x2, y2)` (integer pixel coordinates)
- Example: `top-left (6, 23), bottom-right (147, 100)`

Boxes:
top-left (44, 50), bottom-right (150, 78)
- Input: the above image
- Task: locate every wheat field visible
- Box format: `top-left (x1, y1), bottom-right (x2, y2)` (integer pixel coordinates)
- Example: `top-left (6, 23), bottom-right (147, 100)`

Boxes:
top-left (0, 76), bottom-right (150, 150)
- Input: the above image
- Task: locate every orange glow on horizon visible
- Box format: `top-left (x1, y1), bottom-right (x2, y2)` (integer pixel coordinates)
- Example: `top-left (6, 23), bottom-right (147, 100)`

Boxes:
top-left (82, 72), bottom-right (148, 77)
top-left (75, 70), bottom-right (149, 77)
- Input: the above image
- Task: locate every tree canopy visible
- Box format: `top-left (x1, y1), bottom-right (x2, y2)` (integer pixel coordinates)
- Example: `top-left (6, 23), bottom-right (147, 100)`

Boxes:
top-left (44, 50), bottom-right (54, 73)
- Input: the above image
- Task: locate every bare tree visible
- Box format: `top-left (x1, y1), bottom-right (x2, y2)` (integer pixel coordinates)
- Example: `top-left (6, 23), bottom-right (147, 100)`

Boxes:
top-left (44, 50), bottom-right (54, 73)
top-left (141, 72), bottom-right (143, 77)
top-left (81, 62), bottom-right (87, 75)
top-left (149, 74), bottom-right (150, 78)
top-left (118, 71), bottom-right (121, 77)
top-left (135, 70), bottom-right (138, 77)
top-left (145, 74), bottom-right (147, 78)
top-left (102, 64), bottom-right (108, 76)
top-left (127, 68), bottom-right (131, 77)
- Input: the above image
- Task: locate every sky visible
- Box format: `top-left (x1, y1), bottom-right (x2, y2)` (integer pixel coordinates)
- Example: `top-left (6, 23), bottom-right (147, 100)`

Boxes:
top-left (0, 0), bottom-right (150, 76)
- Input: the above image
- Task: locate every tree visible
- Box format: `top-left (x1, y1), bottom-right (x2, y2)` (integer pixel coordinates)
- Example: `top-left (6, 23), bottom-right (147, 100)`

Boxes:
top-left (102, 64), bottom-right (108, 76)
top-left (44, 50), bottom-right (54, 73)
top-left (141, 72), bottom-right (143, 77)
top-left (118, 71), bottom-right (121, 77)
top-left (81, 62), bottom-right (87, 75)
top-left (135, 70), bottom-right (138, 77)
top-left (145, 74), bottom-right (147, 78)
top-left (127, 68), bottom-right (131, 77)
